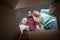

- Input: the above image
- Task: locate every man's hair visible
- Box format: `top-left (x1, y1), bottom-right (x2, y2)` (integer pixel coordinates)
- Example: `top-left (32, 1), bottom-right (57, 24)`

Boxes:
top-left (51, 0), bottom-right (59, 5)
top-left (51, 1), bottom-right (56, 5)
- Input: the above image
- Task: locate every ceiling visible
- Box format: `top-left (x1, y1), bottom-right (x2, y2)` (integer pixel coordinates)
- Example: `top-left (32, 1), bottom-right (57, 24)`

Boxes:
top-left (0, 0), bottom-right (53, 9)
top-left (15, 0), bottom-right (53, 9)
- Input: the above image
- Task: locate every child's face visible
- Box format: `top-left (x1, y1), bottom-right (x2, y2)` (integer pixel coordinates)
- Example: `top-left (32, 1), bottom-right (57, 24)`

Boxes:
top-left (21, 18), bottom-right (28, 25)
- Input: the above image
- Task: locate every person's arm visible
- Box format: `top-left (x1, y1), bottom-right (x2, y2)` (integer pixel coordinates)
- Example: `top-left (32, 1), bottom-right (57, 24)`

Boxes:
top-left (36, 25), bottom-right (40, 31)
top-left (36, 24), bottom-right (45, 31)
top-left (40, 24), bottom-right (45, 31)
top-left (26, 26), bottom-right (29, 32)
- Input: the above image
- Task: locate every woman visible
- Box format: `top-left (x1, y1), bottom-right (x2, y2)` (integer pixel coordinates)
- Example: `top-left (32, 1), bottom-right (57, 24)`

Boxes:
top-left (33, 10), bottom-right (45, 31)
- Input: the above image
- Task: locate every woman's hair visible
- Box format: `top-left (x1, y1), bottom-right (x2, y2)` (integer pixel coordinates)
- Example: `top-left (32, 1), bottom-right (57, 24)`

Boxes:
top-left (27, 10), bottom-right (31, 12)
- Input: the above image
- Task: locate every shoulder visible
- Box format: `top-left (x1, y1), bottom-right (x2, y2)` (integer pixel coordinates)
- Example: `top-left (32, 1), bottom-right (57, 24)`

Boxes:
top-left (19, 24), bottom-right (25, 27)
top-left (25, 25), bottom-right (29, 28)
top-left (19, 25), bottom-right (20, 27)
top-left (19, 24), bottom-right (22, 26)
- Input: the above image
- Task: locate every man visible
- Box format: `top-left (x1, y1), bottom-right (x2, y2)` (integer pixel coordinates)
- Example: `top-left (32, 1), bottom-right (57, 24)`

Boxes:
top-left (40, 1), bottom-right (57, 30)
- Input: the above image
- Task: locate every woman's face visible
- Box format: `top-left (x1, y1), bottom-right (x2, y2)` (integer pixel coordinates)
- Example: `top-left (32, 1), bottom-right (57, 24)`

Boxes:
top-left (33, 10), bottom-right (40, 17)
top-left (28, 11), bottom-right (32, 16)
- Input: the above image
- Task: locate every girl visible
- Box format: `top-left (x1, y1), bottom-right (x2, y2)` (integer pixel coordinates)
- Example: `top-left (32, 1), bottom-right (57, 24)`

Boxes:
top-left (19, 17), bottom-right (29, 33)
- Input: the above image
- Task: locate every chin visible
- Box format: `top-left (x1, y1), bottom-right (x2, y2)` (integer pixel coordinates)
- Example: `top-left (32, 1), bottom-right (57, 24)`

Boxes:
top-left (34, 15), bottom-right (39, 17)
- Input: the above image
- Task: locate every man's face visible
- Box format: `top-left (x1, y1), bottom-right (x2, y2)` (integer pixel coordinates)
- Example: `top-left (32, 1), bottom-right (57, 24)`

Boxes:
top-left (28, 11), bottom-right (32, 16)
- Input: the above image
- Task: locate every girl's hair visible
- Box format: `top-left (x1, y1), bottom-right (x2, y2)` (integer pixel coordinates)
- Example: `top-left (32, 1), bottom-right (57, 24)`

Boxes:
top-left (32, 14), bottom-right (40, 23)
top-left (20, 17), bottom-right (28, 24)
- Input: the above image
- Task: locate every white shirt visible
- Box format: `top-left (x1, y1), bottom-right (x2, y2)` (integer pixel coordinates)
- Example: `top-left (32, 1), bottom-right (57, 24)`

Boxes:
top-left (19, 24), bottom-right (29, 33)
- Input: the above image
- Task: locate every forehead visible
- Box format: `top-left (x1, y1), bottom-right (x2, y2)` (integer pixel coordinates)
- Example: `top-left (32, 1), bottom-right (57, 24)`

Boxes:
top-left (22, 18), bottom-right (27, 20)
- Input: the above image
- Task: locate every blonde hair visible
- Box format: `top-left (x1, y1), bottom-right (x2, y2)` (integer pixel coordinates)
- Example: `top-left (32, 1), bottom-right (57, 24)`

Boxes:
top-left (32, 14), bottom-right (40, 23)
top-left (20, 17), bottom-right (28, 25)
